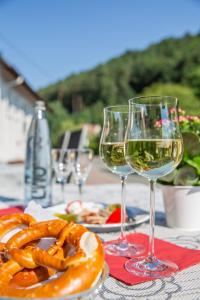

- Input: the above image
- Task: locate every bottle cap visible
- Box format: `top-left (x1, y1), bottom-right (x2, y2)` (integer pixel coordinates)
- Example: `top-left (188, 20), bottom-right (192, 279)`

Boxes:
top-left (35, 101), bottom-right (46, 110)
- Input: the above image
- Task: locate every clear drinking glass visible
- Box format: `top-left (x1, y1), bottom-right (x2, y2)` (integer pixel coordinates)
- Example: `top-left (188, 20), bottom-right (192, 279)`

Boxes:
top-left (52, 149), bottom-right (74, 203)
top-left (125, 96), bottom-right (183, 277)
top-left (70, 148), bottom-right (93, 199)
top-left (99, 105), bottom-right (144, 257)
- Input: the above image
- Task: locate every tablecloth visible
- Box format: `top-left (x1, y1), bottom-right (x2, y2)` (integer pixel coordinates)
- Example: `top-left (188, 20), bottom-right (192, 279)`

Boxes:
top-left (0, 171), bottom-right (199, 300)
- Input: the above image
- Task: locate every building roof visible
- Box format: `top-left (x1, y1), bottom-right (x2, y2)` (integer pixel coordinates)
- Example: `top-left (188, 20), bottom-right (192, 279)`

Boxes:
top-left (0, 56), bottom-right (41, 104)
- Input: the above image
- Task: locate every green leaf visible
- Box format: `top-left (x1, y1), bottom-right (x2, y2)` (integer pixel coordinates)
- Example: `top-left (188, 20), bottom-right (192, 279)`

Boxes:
top-left (54, 213), bottom-right (78, 222)
top-left (107, 204), bottom-right (121, 212)
top-left (184, 156), bottom-right (200, 175)
top-left (194, 156), bottom-right (200, 165)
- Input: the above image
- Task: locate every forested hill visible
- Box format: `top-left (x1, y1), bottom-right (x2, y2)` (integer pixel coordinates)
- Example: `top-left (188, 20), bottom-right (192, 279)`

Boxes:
top-left (39, 33), bottom-right (200, 117)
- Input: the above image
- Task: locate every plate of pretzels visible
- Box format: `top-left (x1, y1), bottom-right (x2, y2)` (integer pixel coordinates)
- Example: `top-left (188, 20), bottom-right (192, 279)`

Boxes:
top-left (0, 203), bottom-right (108, 299)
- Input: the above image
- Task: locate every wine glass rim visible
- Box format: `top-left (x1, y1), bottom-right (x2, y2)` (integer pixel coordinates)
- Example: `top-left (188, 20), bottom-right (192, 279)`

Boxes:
top-left (129, 95), bottom-right (178, 105)
top-left (104, 105), bottom-right (129, 113)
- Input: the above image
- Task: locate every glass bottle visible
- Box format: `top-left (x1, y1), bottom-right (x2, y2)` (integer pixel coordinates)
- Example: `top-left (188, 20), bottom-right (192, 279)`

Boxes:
top-left (24, 101), bottom-right (52, 207)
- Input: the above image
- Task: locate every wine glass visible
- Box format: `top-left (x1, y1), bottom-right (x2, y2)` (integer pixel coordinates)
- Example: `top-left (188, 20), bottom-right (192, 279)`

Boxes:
top-left (70, 148), bottom-right (93, 199)
top-left (99, 105), bottom-right (144, 257)
top-left (125, 96), bottom-right (183, 277)
top-left (52, 149), bottom-right (74, 203)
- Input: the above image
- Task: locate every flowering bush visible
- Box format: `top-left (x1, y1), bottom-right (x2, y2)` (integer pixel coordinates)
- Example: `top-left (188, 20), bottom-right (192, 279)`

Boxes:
top-left (179, 114), bottom-right (200, 137)
top-left (159, 109), bottom-right (200, 186)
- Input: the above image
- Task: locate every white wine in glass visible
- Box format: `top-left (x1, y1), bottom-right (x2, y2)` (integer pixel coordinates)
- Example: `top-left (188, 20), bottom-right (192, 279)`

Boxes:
top-left (125, 96), bottom-right (183, 278)
top-left (100, 142), bottom-right (132, 175)
top-left (99, 105), bottom-right (144, 257)
top-left (126, 139), bottom-right (183, 178)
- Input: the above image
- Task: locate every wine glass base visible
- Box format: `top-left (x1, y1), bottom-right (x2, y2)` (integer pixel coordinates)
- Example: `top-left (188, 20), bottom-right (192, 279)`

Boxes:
top-left (104, 241), bottom-right (144, 257)
top-left (125, 256), bottom-right (178, 278)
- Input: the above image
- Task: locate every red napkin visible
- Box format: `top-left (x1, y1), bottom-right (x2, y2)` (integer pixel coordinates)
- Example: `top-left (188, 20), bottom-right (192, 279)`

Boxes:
top-left (105, 233), bottom-right (200, 285)
top-left (0, 206), bottom-right (23, 216)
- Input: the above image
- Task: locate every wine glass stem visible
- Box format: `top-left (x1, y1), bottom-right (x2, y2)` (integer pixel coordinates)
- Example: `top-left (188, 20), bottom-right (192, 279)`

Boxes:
top-left (119, 175), bottom-right (128, 242)
top-left (78, 181), bottom-right (83, 195)
top-left (148, 179), bottom-right (156, 259)
top-left (61, 182), bottom-right (65, 203)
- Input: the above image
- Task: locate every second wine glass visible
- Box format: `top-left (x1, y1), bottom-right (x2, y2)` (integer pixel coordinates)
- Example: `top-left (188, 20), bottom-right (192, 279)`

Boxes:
top-left (99, 105), bottom-right (144, 257)
top-left (125, 96), bottom-right (183, 277)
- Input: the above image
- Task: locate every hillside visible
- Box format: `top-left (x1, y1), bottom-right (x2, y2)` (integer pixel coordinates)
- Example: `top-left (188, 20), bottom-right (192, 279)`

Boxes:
top-left (40, 33), bottom-right (200, 113)
top-left (39, 33), bottom-right (200, 146)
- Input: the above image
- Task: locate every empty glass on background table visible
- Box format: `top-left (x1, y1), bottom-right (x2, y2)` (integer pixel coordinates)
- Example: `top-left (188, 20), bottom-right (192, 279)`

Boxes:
top-left (125, 96), bottom-right (183, 278)
top-left (99, 105), bottom-right (144, 257)
top-left (52, 149), bottom-right (74, 203)
top-left (69, 148), bottom-right (93, 199)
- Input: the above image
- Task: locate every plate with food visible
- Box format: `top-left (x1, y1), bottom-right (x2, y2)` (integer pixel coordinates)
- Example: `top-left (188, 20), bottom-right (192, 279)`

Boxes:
top-left (48, 200), bottom-right (149, 233)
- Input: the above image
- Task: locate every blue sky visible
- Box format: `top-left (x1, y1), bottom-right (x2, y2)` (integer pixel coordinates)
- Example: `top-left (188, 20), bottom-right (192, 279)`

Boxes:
top-left (0, 0), bottom-right (199, 90)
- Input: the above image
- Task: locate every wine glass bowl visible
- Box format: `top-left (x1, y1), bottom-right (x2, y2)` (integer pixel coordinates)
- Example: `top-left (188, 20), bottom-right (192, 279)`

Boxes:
top-left (124, 96), bottom-right (183, 278)
top-left (52, 149), bottom-right (74, 203)
top-left (100, 141), bottom-right (133, 176)
top-left (70, 148), bottom-right (93, 197)
top-left (54, 162), bottom-right (71, 184)
top-left (99, 105), bottom-right (133, 177)
top-left (99, 105), bottom-right (144, 257)
top-left (125, 96), bottom-right (183, 180)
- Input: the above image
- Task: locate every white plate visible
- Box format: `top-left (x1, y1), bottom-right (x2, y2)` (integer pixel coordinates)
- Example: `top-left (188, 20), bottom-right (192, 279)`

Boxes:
top-left (47, 202), bottom-right (149, 233)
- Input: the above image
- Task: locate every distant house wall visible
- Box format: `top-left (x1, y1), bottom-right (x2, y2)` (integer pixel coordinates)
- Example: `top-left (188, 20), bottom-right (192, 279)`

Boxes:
top-left (0, 79), bottom-right (34, 163)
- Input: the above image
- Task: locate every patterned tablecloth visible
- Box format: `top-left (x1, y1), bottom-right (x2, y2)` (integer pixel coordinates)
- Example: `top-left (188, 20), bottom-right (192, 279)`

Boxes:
top-left (0, 175), bottom-right (200, 300)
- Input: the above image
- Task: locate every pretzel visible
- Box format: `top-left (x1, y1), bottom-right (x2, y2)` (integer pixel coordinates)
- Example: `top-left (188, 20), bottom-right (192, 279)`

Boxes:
top-left (0, 219), bottom-right (68, 288)
top-left (6, 219), bottom-right (67, 253)
top-left (7, 219), bottom-right (68, 286)
top-left (11, 219), bottom-right (68, 287)
top-left (0, 219), bottom-right (104, 297)
top-left (11, 247), bottom-right (64, 287)
top-left (0, 213), bottom-right (36, 239)
top-left (0, 213), bottom-right (36, 265)
top-left (1, 217), bottom-right (67, 287)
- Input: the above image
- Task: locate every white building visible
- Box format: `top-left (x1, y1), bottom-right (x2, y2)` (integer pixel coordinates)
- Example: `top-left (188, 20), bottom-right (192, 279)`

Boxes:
top-left (0, 57), bottom-right (40, 163)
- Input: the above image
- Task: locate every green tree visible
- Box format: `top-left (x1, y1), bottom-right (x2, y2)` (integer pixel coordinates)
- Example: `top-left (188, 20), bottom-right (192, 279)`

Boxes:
top-left (142, 83), bottom-right (200, 114)
top-left (184, 66), bottom-right (200, 97)
top-left (47, 101), bottom-right (76, 146)
top-left (39, 33), bottom-right (200, 147)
